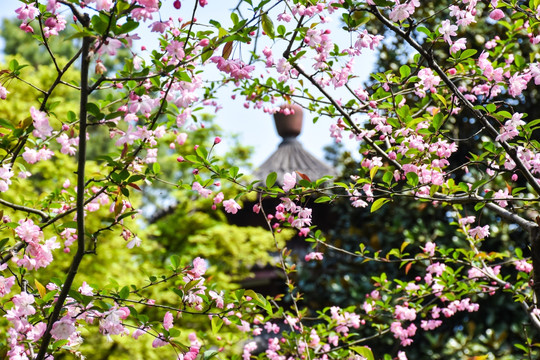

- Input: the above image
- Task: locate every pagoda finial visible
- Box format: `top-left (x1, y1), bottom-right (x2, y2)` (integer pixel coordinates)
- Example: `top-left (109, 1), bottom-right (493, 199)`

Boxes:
top-left (273, 104), bottom-right (303, 138)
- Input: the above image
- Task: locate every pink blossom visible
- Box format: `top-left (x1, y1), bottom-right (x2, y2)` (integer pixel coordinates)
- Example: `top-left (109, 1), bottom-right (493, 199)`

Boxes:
top-left (176, 132), bottom-right (188, 145)
top-left (439, 20), bottom-right (458, 44)
top-left (191, 257), bottom-right (207, 278)
top-left (531, 63), bottom-right (540, 85)
top-left (0, 274), bottom-right (15, 296)
top-left (264, 322), bottom-right (280, 334)
top-left (469, 225), bottom-right (490, 239)
top-left (496, 112), bottom-right (525, 142)
top-left (277, 12), bottom-right (292, 22)
top-left (127, 236), bottom-right (142, 248)
top-left (50, 317), bottom-right (76, 340)
top-left (132, 327), bottom-right (147, 339)
top-left (16, 219), bottom-right (42, 243)
top-left (223, 199), bottom-right (241, 214)
top-left (192, 182), bottom-right (212, 198)
top-left (100, 307), bottom-right (130, 337)
top-left (420, 320), bottom-right (442, 331)
top-left (305, 252), bottom-right (323, 261)
top-left (209, 290), bottom-right (224, 308)
top-left (394, 305), bottom-right (416, 321)
top-left (166, 40), bottom-right (185, 60)
top-left (57, 133), bottom-right (79, 155)
top-left (0, 164), bottom-right (14, 192)
top-left (417, 68), bottom-right (441, 94)
top-left (43, 14), bottom-right (67, 37)
top-left (15, 4), bottom-right (38, 21)
top-left (397, 351), bottom-right (408, 360)
top-left (426, 262), bottom-right (446, 276)
top-left (282, 172), bottom-right (296, 192)
top-left (389, 3), bottom-right (415, 22)
top-left (489, 9), bottom-right (505, 21)
top-left (508, 73), bottom-right (530, 97)
top-left (458, 216), bottom-right (476, 227)
top-left (78, 281), bottom-right (94, 296)
top-left (515, 259), bottom-right (533, 273)
top-left (152, 335), bottom-right (168, 348)
top-left (30, 106), bottom-right (53, 139)
top-left (163, 311), bottom-right (174, 331)
top-left (243, 341), bottom-right (258, 360)
top-left (0, 85), bottom-right (9, 100)
top-left (91, 0), bottom-right (114, 11)
top-left (210, 56), bottom-right (255, 80)
top-left (213, 192), bottom-right (224, 205)
top-left (423, 242), bottom-right (436, 256)
top-left (12, 292), bottom-right (36, 316)
top-left (450, 38), bottom-right (467, 54)
top-left (493, 188), bottom-right (511, 207)
top-left (97, 38), bottom-right (122, 56)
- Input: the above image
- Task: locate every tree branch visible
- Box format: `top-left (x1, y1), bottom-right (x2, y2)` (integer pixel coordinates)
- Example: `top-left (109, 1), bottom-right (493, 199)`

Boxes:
top-left (0, 198), bottom-right (49, 221)
top-left (35, 29), bottom-right (92, 360)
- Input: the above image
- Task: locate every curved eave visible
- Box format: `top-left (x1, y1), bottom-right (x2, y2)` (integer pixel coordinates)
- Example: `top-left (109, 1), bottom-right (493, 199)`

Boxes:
top-left (253, 137), bottom-right (336, 184)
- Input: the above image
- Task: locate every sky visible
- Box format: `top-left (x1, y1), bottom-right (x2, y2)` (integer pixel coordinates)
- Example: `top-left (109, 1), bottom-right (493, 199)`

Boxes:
top-left (1, 0), bottom-right (376, 168)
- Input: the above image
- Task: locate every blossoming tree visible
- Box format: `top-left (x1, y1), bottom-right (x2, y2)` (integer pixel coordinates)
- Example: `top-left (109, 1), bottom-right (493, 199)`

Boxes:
top-left (0, 0), bottom-right (540, 359)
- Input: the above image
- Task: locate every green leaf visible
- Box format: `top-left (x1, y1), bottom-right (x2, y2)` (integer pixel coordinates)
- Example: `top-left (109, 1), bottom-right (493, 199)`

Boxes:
top-left (433, 93), bottom-right (447, 107)
top-left (406, 172), bottom-right (419, 187)
top-left (229, 166), bottom-right (239, 178)
top-left (119, 286), bottom-right (130, 299)
top-left (0, 118), bottom-right (15, 130)
top-left (314, 196), bottom-right (331, 203)
top-left (8, 59), bottom-right (19, 72)
top-left (474, 202), bottom-right (485, 211)
top-left (211, 316), bottom-right (223, 334)
top-left (416, 26), bottom-right (431, 37)
top-left (399, 65), bottom-right (411, 79)
top-left (0, 238), bottom-right (9, 251)
top-left (373, 0), bottom-right (394, 6)
top-left (201, 46), bottom-right (214, 63)
top-left (459, 49), bottom-right (477, 60)
top-left (230, 12), bottom-right (239, 25)
top-left (195, 146), bottom-right (208, 160)
top-left (117, 20), bottom-right (139, 35)
top-left (485, 103), bottom-right (497, 113)
top-left (203, 350), bottom-right (220, 360)
top-left (265, 172), bottom-right (277, 188)
top-left (261, 13), bottom-right (275, 39)
top-left (91, 15), bottom-right (108, 35)
top-left (382, 171), bottom-right (394, 185)
top-left (351, 346), bottom-right (375, 360)
top-left (432, 112), bottom-right (444, 131)
top-left (170, 255), bottom-right (180, 269)
top-left (496, 110), bottom-right (512, 119)
top-left (176, 71), bottom-right (191, 83)
top-left (371, 198), bottom-right (390, 213)
top-left (514, 54), bottom-right (525, 69)
top-left (86, 103), bottom-right (101, 117)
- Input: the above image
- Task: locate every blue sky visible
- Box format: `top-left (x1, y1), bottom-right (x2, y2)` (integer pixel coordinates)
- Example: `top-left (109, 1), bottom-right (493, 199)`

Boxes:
top-left (1, 1), bottom-right (376, 168)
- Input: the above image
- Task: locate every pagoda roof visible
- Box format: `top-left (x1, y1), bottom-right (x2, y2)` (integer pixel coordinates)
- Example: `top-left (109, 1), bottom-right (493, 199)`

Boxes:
top-left (253, 137), bottom-right (336, 185)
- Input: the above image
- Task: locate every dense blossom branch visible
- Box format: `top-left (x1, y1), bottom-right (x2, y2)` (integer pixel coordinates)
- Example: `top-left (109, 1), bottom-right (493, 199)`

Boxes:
top-left (368, 5), bottom-right (540, 196)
